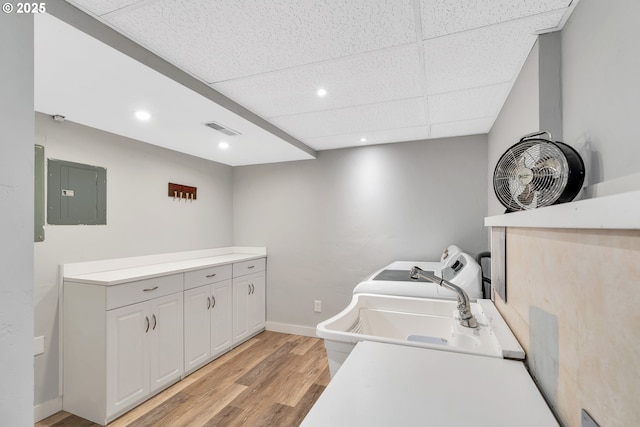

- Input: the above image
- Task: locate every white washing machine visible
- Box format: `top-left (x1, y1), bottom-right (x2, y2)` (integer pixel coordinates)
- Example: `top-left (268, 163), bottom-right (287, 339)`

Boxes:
top-left (352, 245), bottom-right (483, 300)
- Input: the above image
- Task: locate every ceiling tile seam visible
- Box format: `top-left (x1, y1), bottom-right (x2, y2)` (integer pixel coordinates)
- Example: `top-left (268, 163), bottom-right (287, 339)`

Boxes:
top-left (430, 115), bottom-right (496, 127)
top-left (299, 123), bottom-right (432, 142)
top-left (411, 0), bottom-right (431, 137)
top-left (96, 0), bottom-right (160, 18)
top-left (485, 35), bottom-right (545, 107)
top-left (71, 3), bottom-right (226, 88)
top-left (312, 130), bottom-right (478, 151)
top-left (263, 96), bottom-right (426, 121)
top-left (226, 83), bottom-right (424, 118)
top-left (421, 7), bottom-right (570, 42)
top-left (63, 0), bottom-right (114, 20)
top-left (47, 0), bottom-right (318, 159)
top-left (230, 94), bottom-right (424, 121)
top-left (206, 41), bottom-right (423, 86)
top-left (94, 21), bottom-right (214, 85)
top-left (427, 80), bottom-right (514, 98)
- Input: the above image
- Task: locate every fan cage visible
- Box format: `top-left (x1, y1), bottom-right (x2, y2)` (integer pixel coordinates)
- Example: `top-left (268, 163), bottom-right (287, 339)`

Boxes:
top-left (493, 140), bottom-right (570, 211)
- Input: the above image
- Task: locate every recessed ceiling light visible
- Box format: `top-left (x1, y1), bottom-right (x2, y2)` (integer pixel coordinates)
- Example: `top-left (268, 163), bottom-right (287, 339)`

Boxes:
top-left (134, 110), bottom-right (151, 121)
top-left (316, 88), bottom-right (327, 97)
top-left (360, 137), bottom-right (367, 143)
top-left (218, 141), bottom-right (230, 150)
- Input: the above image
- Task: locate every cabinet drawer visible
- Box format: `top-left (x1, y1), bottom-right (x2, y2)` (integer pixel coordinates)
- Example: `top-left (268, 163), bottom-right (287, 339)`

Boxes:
top-left (106, 274), bottom-right (183, 310)
top-left (233, 258), bottom-right (266, 277)
top-left (184, 264), bottom-right (232, 290)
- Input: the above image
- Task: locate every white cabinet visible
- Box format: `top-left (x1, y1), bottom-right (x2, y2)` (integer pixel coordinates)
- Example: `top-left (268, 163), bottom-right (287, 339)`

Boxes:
top-left (211, 280), bottom-right (233, 354)
top-left (183, 265), bottom-right (233, 373)
top-left (232, 258), bottom-right (266, 345)
top-left (106, 292), bottom-right (183, 416)
top-left (232, 275), bottom-right (251, 343)
top-left (184, 286), bottom-right (211, 371)
top-left (63, 254), bottom-right (266, 425)
top-left (64, 275), bottom-right (184, 425)
top-left (249, 273), bottom-right (266, 332)
top-left (147, 293), bottom-right (184, 391)
top-left (105, 302), bottom-right (148, 416)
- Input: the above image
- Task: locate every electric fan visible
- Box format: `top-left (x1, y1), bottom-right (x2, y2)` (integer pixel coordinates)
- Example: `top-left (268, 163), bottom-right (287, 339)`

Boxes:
top-left (493, 131), bottom-right (585, 212)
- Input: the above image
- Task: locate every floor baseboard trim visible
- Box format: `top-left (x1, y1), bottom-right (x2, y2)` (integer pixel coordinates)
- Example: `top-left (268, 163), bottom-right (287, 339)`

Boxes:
top-left (266, 321), bottom-right (317, 338)
top-left (34, 396), bottom-right (62, 423)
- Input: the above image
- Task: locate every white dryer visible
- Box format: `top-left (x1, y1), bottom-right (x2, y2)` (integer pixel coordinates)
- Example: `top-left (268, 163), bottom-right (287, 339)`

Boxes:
top-left (352, 245), bottom-right (483, 300)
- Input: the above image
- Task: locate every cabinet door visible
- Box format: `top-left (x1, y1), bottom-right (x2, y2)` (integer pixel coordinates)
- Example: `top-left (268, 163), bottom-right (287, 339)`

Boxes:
top-left (106, 302), bottom-right (149, 417)
top-left (148, 292), bottom-right (184, 392)
top-left (184, 286), bottom-right (211, 373)
top-left (211, 279), bottom-right (232, 357)
top-left (232, 276), bottom-right (251, 344)
top-left (249, 272), bottom-right (266, 334)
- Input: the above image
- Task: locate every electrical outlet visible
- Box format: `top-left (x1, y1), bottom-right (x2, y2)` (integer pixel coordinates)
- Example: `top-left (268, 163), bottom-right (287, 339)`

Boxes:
top-left (314, 300), bottom-right (322, 313)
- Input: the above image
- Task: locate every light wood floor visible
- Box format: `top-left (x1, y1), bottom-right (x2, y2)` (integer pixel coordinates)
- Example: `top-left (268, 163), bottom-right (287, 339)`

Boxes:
top-left (36, 331), bottom-right (330, 427)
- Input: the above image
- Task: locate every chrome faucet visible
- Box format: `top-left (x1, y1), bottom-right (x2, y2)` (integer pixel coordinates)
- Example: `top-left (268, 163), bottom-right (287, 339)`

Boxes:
top-left (409, 266), bottom-right (478, 328)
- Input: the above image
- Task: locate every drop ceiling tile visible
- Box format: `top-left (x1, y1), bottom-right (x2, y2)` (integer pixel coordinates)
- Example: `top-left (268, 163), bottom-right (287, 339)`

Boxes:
top-left (424, 11), bottom-right (565, 94)
top-left (67, 0), bottom-right (142, 16)
top-left (420, 0), bottom-right (572, 39)
top-left (428, 83), bottom-right (510, 124)
top-left (430, 117), bottom-right (496, 139)
top-left (104, 0), bottom-right (417, 82)
top-left (213, 44), bottom-right (423, 118)
top-left (304, 126), bottom-right (432, 151)
top-left (269, 98), bottom-right (427, 139)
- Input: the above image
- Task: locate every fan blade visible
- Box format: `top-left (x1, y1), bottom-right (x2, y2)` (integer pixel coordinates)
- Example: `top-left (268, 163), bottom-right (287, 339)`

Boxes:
top-left (532, 157), bottom-right (562, 177)
top-left (517, 183), bottom-right (535, 206)
top-left (522, 144), bottom-right (542, 168)
top-left (508, 177), bottom-right (525, 198)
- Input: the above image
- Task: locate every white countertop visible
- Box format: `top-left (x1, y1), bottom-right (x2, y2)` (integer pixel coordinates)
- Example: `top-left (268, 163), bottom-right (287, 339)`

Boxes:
top-left (301, 341), bottom-right (558, 427)
top-left (485, 188), bottom-right (640, 230)
top-left (63, 252), bottom-right (265, 286)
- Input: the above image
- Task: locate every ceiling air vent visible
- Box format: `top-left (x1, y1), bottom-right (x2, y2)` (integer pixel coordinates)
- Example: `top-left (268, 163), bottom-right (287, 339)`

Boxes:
top-left (205, 121), bottom-right (241, 136)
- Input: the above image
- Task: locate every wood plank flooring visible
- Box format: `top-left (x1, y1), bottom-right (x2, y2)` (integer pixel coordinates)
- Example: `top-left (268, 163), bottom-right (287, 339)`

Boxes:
top-left (36, 331), bottom-right (330, 427)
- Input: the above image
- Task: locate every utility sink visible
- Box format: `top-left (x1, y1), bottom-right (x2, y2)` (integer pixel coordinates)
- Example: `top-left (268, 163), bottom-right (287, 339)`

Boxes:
top-left (316, 293), bottom-right (524, 377)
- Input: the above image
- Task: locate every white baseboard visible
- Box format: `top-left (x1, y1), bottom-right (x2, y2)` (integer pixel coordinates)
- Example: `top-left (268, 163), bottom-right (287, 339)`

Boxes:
top-left (34, 396), bottom-right (62, 423)
top-left (266, 321), bottom-right (317, 338)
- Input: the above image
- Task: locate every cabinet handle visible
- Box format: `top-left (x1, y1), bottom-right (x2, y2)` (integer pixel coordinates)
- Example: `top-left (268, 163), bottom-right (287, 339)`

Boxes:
top-left (212, 296), bottom-right (216, 309)
top-left (206, 273), bottom-right (216, 278)
top-left (152, 314), bottom-right (157, 330)
top-left (247, 265), bottom-right (255, 270)
top-left (250, 283), bottom-right (254, 294)
top-left (145, 316), bottom-right (150, 333)
top-left (143, 286), bottom-right (159, 292)
top-left (207, 296), bottom-right (211, 310)
top-left (248, 284), bottom-right (251, 295)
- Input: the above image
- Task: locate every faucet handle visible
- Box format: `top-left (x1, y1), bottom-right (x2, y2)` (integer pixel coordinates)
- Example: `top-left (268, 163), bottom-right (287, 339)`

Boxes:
top-left (409, 266), bottom-right (422, 280)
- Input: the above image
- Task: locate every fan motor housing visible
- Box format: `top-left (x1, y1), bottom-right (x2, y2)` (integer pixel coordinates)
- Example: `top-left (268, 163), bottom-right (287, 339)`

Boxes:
top-left (493, 136), bottom-right (585, 212)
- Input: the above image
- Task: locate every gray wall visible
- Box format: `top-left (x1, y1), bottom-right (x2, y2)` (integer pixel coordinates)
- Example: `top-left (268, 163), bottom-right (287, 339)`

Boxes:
top-left (34, 113), bottom-right (234, 405)
top-left (488, 0), bottom-right (640, 213)
top-left (562, 0), bottom-right (640, 185)
top-left (487, 42), bottom-right (540, 216)
top-left (486, 1), bottom-right (640, 425)
top-left (0, 13), bottom-right (35, 426)
top-left (233, 136), bottom-right (488, 327)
